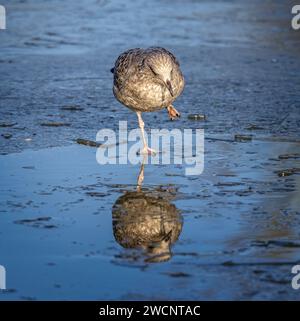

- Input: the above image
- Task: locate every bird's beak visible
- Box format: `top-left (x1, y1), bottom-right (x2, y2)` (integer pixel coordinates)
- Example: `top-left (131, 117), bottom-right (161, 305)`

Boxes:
top-left (166, 80), bottom-right (174, 97)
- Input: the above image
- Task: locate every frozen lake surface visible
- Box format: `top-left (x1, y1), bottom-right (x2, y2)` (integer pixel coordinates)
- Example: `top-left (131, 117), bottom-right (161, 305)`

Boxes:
top-left (0, 0), bottom-right (300, 300)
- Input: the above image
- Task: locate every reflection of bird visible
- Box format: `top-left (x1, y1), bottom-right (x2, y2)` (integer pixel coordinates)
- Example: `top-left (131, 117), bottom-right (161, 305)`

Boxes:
top-left (112, 191), bottom-right (183, 263)
top-left (111, 47), bottom-right (185, 155)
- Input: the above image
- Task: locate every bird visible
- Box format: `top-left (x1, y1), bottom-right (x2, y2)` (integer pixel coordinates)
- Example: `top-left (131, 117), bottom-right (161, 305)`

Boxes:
top-left (111, 47), bottom-right (185, 155)
top-left (112, 190), bottom-right (183, 263)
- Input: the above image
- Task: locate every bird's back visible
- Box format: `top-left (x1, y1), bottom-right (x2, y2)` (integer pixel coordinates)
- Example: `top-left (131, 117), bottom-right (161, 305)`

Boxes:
top-left (113, 48), bottom-right (144, 94)
top-left (112, 47), bottom-right (184, 112)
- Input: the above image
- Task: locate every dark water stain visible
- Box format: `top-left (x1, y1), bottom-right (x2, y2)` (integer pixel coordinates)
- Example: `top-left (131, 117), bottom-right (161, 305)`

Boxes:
top-left (275, 168), bottom-right (300, 177)
top-left (61, 105), bottom-right (84, 111)
top-left (162, 271), bottom-right (192, 278)
top-left (40, 122), bottom-right (71, 127)
top-left (14, 217), bottom-right (58, 229)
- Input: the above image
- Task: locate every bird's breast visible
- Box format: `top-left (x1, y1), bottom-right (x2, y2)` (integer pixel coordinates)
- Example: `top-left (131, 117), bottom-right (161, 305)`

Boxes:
top-left (114, 70), bottom-right (184, 112)
top-left (133, 81), bottom-right (169, 106)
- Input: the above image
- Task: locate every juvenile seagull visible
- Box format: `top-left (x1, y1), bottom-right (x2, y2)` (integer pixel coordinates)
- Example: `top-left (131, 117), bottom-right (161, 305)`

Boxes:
top-left (111, 47), bottom-right (185, 155)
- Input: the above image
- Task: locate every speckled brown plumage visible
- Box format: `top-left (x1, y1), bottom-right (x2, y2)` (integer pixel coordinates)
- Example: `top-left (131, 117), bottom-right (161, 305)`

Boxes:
top-left (112, 47), bottom-right (184, 112)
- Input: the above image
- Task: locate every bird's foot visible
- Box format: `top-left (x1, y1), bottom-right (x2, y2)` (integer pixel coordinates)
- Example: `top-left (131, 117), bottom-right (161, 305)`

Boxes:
top-left (167, 105), bottom-right (181, 121)
top-left (139, 146), bottom-right (157, 156)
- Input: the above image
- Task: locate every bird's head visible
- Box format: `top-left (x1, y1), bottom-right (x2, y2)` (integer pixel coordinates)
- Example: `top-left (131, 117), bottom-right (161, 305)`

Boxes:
top-left (144, 230), bottom-right (173, 263)
top-left (147, 56), bottom-right (174, 96)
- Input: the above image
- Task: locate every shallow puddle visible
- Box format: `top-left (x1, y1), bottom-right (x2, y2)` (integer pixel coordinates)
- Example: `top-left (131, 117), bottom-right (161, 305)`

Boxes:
top-left (0, 138), bottom-right (299, 300)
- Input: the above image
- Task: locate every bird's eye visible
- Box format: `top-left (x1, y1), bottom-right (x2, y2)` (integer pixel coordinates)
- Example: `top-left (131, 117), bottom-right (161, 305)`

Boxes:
top-left (147, 63), bottom-right (158, 76)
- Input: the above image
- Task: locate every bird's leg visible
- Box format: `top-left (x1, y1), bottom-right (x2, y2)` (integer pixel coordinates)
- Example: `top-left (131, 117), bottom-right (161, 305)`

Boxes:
top-left (166, 105), bottom-right (181, 121)
top-left (136, 155), bottom-right (146, 192)
top-left (136, 111), bottom-right (156, 155)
